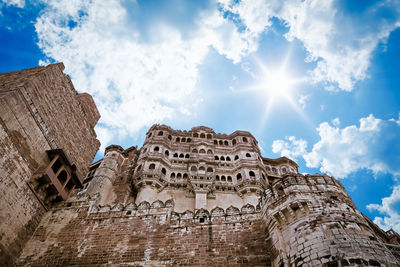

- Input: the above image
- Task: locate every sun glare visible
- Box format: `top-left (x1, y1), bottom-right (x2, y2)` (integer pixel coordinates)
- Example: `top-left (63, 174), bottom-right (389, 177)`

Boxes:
top-left (263, 70), bottom-right (293, 99)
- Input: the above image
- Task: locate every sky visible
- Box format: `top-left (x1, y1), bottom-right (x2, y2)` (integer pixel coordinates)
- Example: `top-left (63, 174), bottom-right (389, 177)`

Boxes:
top-left (1, 0), bottom-right (400, 232)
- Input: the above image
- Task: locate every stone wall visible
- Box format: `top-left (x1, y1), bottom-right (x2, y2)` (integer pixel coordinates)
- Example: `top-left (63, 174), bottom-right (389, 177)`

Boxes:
top-left (262, 173), bottom-right (399, 266)
top-left (0, 64), bottom-right (100, 265)
top-left (16, 198), bottom-right (270, 266)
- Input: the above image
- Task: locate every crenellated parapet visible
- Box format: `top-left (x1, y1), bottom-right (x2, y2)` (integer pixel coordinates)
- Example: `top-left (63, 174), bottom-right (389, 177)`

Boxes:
top-left (261, 173), bottom-right (399, 266)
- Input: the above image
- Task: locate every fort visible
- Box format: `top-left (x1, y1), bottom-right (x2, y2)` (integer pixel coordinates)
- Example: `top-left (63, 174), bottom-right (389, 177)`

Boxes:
top-left (1, 64), bottom-right (400, 266)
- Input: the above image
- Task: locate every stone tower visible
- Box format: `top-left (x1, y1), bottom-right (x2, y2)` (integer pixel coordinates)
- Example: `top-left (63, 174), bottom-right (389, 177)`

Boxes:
top-left (1, 65), bottom-right (399, 266)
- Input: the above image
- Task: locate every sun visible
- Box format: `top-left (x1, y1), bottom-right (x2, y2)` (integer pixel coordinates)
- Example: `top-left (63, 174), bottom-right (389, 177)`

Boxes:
top-left (262, 70), bottom-right (294, 99)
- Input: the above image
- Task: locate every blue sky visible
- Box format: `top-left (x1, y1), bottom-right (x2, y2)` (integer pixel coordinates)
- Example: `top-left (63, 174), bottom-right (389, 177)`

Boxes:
top-left (1, 0), bottom-right (400, 231)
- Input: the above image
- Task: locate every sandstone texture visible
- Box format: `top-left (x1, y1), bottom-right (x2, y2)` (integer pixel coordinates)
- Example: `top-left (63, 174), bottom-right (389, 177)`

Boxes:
top-left (1, 64), bottom-right (399, 266)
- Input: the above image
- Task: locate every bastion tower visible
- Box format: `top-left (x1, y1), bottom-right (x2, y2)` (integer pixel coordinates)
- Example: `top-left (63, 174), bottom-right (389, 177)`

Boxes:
top-left (1, 65), bottom-right (400, 266)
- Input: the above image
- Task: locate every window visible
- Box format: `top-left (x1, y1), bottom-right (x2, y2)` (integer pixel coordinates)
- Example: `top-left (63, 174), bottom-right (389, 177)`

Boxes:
top-left (165, 150), bottom-right (169, 156)
top-left (207, 149), bottom-right (213, 154)
top-left (221, 175), bottom-right (226, 181)
top-left (158, 131), bottom-right (163, 136)
top-left (176, 137), bottom-right (180, 142)
top-left (170, 173), bottom-right (175, 179)
top-left (262, 173), bottom-right (266, 180)
top-left (214, 156), bottom-right (219, 160)
top-left (199, 166), bottom-right (205, 171)
top-left (282, 168), bottom-right (287, 174)
top-left (137, 165), bottom-right (142, 172)
top-left (181, 138), bottom-right (186, 142)
top-left (234, 155), bottom-right (239, 160)
top-left (199, 149), bottom-right (206, 154)
top-left (143, 148), bottom-right (147, 153)
top-left (148, 132), bottom-right (152, 138)
top-left (214, 140), bottom-right (218, 145)
top-left (187, 138), bottom-right (191, 142)
top-left (226, 156), bottom-right (231, 161)
top-left (219, 140), bottom-right (223, 145)
top-left (200, 133), bottom-right (205, 138)
top-left (207, 134), bottom-right (212, 139)
top-left (149, 163), bottom-right (156, 170)
top-left (236, 173), bottom-right (242, 181)
top-left (177, 173), bottom-right (182, 179)
top-left (220, 156), bottom-right (225, 161)
top-left (246, 153), bottom-right (251, 158)
top-left (194, 133), bottom-right (199, 138)
top-left (272, 167), bottom-right (277, 174)
top-left (57, 170), bottom-right (68, 184)
top-left (227, 176), bottom-right (232, 182)
top-left (154, 146), bottom-right (159, 152)
top-left (183, 173), bottom-right (188, 179)
top-left (191, 166), bottom-right (197, 172)
top-left (224, 140), bottom-right (228, 146)
top-left (216, 175), bottom-right (220, 181)
top-left (243, 137), bottom-right (248, 142)
top-left (249, 171), bottom-right (255, 177)
top-left (185, 154), bottom-right (190, 158)
top-left (192, 149), bottom-right (198, 153)
top-left (173, 153), bottom-right (178, 158)
top-left (232, 139), bottom-right (236, 145)
top-left (161, 168), bottom-right (166, 175)
top-left (168, 135), bottom-right (172, 140)
top-left (179, 153), bottom-right (184, 158)
top-left (207, 167), bottom-right (213, 173)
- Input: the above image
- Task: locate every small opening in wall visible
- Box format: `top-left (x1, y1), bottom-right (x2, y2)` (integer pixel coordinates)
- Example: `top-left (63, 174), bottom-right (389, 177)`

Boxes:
top-left (67, 202), bottom-right (72, 207)
top-left (199, 217), bottom-right (205, 223)
top-left (127, 211), bottom-right (132, 215)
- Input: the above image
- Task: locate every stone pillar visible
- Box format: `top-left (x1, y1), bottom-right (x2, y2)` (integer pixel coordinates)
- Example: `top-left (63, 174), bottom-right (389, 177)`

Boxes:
top-left (86, 145), bottom-right (125, 205)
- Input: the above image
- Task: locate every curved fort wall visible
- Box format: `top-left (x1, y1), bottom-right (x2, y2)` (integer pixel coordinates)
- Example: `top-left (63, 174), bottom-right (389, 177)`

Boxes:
top-left (262, 173), bottom-right (399, 266)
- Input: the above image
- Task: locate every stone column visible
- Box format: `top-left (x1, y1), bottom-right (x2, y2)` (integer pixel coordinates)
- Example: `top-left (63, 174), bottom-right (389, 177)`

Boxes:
top-left (86, 145), bottom-right (125, 205)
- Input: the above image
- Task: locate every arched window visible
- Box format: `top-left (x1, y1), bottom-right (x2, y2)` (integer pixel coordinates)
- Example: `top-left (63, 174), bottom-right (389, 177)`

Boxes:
top-left (181, 137), bottom-right (186, 142)
top-left (246, 153), bottom-right (251, 158)
top-left (190, 166), bottom-right (197, 172)
top-left (183, 173), bottom-right (188, 179)
top-left (199, 149), bottom-right (206, 154)
top-left (185, 154), bottom-right (190, 158)
top-left (214, 156), bottom-right (219, 160)
top-left (234, 155), bottom-right (239, 160)
top-left (154, 146), bottom-right (159, 152)
top-left (149, 163), bottom-right (156, 170)
top-left (221, 175), bottom-right (226, 181)
top-left (249, 171), bottom-right (255, 177)
top-left (199, 166), bottom-right (205, 171)
top-left (173, 153), bottom-right (178, 158)
top-left (220, 156), bottom-right (225, 161)
top-left (282, 167), bottom-right (287, 174)
top-left (168, 135), bottom-right (172, 140)
top-left (161, 168), bottom-right (166, 175)
top-left (194, 133), bottom-right (199, 138)
top-left (216, 175), bottom-right (220, 181)
top-left (177, 173), bottom-right (182, 179)
top-left (243, 137), bottom-right (248, 142)
top-left (236, 173), bottom-right (242, 181)
top-left (165, 150), bottom-right (169, 156)
top-left (207, 167), bottom-right (213, 173)
top-left (224, 140), bottom-right (228, 146)
top-left (207, 134), bottom-right (212, 139)
top-left (227, 176), bottom-right (232, 182)
top-left (226, 156), bottom-right (231, 161)
top-left (137, 164), bottom-right (142, 172)
top-left (214, 140), bottom-right (218, 145)
top-left (170, 173), bottom-right (175, 179)
top-left (207, 149), bottom-right (212, 154)
top-left (192, 149), bottom-right (198, 153)
top-left (200, 133), bottom-right (205, 138)
top-left (176, 137), bottom-right (181, 142)
top-left (272, 167), bottom-right (277, 174)
top-left (266, 166), bottom-right (271, 172)
top-left (219, 140), bottom-right (223, 145)
top-left (179, 153), bottom-right (184, 158)
top-left (158, 131), bottom-right (163, 136)
top-left (232, 139), bottom-right (237, 145)
top-left (187, 138), bottom-right (191, 142)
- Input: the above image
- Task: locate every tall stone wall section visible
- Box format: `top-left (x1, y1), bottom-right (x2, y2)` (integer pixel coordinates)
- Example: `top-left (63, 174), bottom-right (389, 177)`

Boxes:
top-left (16, 198), bottom-right (270, 266)
top-left (261, 173), bottom-right (399, 266)
top-left (0, 64), bottom-right (100, 265)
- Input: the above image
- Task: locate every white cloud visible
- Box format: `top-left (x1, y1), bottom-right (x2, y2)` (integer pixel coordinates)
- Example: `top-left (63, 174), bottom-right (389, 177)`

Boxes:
top-left (272, 114), bottom-right (400, 178)
top-left (298, 94), bottom-right (309, 110)
top-left (272, 136), bottom-right (307, 161)
top-left (217, 0), bottom-right (400, 91)
top-left (35, 0), bottom-right (258, 149)
top-left (2, 0), bottom-right (24, 8)
top-left (367, 185), bottom-right (400, 232)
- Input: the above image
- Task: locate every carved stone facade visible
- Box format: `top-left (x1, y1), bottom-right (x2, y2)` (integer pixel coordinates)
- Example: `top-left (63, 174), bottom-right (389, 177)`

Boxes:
top-left (1, 65), bottom-right (400, 266)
